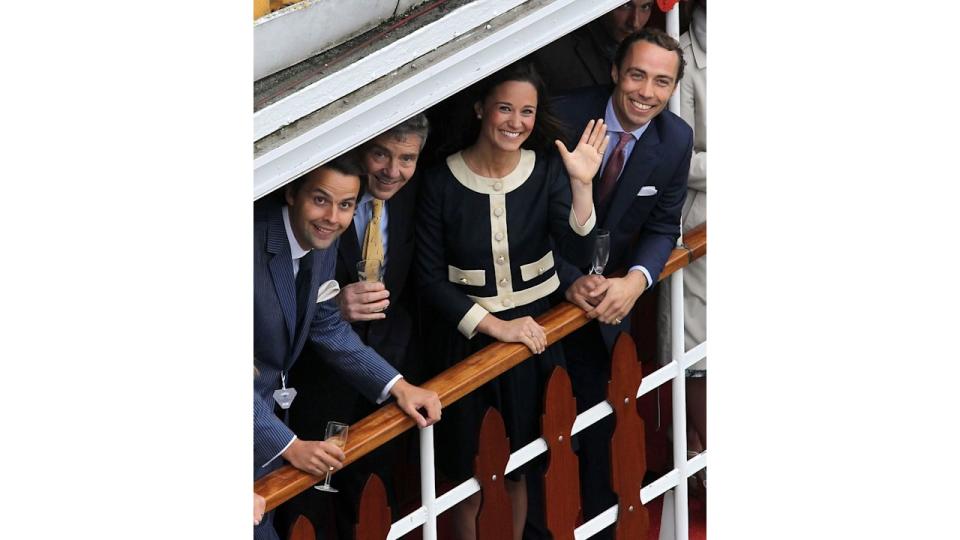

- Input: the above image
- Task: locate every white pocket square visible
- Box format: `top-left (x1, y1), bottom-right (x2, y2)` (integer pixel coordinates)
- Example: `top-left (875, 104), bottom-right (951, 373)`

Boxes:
top-left (637, 186), bottom-right (658, 196)
top-left (316, 280), bottom-right (341, 303)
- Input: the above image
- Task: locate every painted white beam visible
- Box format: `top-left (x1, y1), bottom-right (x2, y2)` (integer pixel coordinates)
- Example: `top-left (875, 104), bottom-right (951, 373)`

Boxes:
top-left (575, 505), bottom-right (618, 539)
top-left (254, 0), bottom-right (404, 81)
top-left (254, 0), bottom-right (631, 199)
top-left (256, 0), bottom-right (527, 141)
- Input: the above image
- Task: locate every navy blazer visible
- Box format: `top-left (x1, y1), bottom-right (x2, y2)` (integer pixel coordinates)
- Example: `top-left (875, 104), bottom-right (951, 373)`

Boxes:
top-left (552, 86), bottom-right (692, 347)
top-left (253, 198), bottom-right (400, 475)
top-left (287, 180), bottom-right (419, 440)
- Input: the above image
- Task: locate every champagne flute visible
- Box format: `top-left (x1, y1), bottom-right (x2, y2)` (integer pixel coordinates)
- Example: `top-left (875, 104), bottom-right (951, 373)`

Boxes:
top-left (314, 421), bottom-right (349, 493)
top-left (356, 259), bottom-right (385, 283)
top-left (590, 229), bottom-right (610, 275)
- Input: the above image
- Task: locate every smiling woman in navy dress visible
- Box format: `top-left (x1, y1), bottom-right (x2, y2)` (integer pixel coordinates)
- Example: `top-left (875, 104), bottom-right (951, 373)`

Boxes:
top-left (416, 61), bottom-right (608, 539)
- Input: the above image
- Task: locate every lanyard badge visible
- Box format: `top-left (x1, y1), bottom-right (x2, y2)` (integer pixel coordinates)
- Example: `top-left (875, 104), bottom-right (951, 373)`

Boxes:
top-left (272, 371), bottom-right (297, 409)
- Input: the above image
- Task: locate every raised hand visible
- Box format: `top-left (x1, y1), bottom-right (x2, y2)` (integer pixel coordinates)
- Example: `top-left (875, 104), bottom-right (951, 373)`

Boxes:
top-left (554, 118), bottom-right (610, 186)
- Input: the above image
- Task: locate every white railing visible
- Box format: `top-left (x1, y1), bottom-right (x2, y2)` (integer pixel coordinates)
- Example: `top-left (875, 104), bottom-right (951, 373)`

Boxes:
top-left (387, 336), bottom-right (707, 539)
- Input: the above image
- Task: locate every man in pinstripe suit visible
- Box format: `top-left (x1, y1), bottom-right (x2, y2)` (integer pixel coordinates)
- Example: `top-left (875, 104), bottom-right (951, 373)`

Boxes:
top-left (254, 156), bottom-right (441, 540)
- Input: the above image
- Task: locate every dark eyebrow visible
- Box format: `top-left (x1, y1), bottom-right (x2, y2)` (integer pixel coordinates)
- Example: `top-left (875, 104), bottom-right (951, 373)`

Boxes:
top-left (310, 187), bottom-right (355, 205)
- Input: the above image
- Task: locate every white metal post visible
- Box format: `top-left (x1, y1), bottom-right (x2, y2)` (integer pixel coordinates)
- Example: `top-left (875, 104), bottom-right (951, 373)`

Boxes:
top-left (666, 3), bottom-right (681, 114)
top-left (420, 425), bottom-right (438, 540)
top-left (669, 269), bottom-right (689, 540)
top-left (664, 5), bottom-right (688, 539)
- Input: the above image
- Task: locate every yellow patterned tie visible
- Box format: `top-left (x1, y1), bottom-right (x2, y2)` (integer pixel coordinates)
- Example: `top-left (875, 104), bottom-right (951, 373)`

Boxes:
top-left (361, 198), bottom-right (384, 279)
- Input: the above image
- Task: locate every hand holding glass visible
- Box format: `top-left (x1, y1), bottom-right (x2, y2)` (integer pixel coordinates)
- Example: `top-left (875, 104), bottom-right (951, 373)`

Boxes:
top-left (314, 421), bottom-right (349, 493)
top-left (357, 259), bottom-right (385, 283)
top-left (590, 229), bottom-right (610, 275)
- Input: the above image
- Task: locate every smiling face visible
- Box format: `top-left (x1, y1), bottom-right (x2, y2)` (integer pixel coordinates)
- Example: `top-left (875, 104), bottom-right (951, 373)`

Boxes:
top-left (361, 132), bottom-right (423, 201)
top-left (475, 80), bottom-right (538, 153)
top-left (610, 40), bottom-right (679, 132)
top-left (284, 167), bottom-right (360, 251)
top-left (601, 0), bottom-right (655, 44)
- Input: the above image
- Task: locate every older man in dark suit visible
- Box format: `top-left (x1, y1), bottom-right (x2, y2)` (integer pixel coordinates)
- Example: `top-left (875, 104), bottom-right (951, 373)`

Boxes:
top-left (283, 116), bottom-right (429, 537)
top-left (538, 28), bottom-right (693, 537)
top-left (253, 155), bottom-right (440, 540)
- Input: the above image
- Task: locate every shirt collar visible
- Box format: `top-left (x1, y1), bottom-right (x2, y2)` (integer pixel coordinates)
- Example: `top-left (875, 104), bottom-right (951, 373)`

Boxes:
top-left (604, 97), bottom-right (651, 141)
top-left (358, 191), bottom-right (376, 208)
top-left (281, 205), bottom-right (310, 261)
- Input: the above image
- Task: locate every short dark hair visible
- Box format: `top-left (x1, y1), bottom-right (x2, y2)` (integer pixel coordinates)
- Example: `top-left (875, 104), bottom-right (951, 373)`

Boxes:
top-left (464, 60), bottom-right (564, 153)
top-left (286, 153), bottom-right (363, 196)
top-left (376, 113), bottom-right (430, 150)
top-left (613, 27), bottom-right (686, 84)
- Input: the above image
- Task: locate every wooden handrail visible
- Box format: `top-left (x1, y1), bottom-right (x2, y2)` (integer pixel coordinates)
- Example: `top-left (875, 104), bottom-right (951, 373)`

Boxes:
top-left (255, 222), bottom-right (706, 511)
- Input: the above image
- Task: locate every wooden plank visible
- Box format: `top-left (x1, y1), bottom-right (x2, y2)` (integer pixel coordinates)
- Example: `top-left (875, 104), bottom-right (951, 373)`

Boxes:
top-left (607, 334), bottom-right (650, 540)
top-left (355, 474), bottom-right (392, 540)
top-left (541, 367), bottom-right (581, 540)
top-left (255, 224), bottom-right (706, 512)
top-left (475, 408), bottom-right (513, 539)
top-left (660, 222), bottom-right (706, 279)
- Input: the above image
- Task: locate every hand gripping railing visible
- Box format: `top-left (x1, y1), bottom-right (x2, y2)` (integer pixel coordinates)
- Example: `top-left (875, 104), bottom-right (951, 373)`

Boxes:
top-left (255, 222), bottom-right (706, 538)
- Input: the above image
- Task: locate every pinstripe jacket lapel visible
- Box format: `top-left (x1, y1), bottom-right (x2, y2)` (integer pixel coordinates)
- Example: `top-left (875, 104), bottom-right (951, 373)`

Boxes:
top-left (290, 246), bottom-right (328, 364)
top-left (265, 210), bottom-right (297, 346)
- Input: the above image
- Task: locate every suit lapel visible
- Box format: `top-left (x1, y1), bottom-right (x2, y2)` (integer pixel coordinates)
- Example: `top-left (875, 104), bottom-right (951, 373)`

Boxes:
top-left (266, 209), bottom-right (298, 345)
top-left (383, 193), bottom-right (409, 292)
top-left (603, 119), bottom-right (663, 228)
top-left (340, 220), bottom-right (362, 283)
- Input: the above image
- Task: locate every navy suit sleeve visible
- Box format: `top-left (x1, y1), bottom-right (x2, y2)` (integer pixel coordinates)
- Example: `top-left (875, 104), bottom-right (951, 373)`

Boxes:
top-left (554, 253), bottom-right (586, 292)
top-left (630, 130), bottom-right (692, 282)
top-left (307, 250), bottom-right (400, 403)
top-left (254, 381), bottom-right (294, 468)
top-left (415, 168), bottom-right (480, 326)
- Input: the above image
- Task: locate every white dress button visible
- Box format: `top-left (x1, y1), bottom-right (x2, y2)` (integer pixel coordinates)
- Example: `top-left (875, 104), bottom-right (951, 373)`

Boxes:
top-left (494, 232), bottom-right (504, 241)
top-left (493, 182), bottom-right (503, 191)
top-left (496, 255), bottom-right (505, 265)
top-left (460, 277), bottom-right (468, 284)
top-left (499, 278), bottom-right (508, 286)
top-left (502, 299), bottom-right (514, 308)
top-left (493, 207), bottom-right (504, 217)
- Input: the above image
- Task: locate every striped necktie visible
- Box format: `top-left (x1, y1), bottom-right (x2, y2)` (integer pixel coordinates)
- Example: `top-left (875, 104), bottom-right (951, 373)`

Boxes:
top-left (597, 131), bottom-right (633, 208)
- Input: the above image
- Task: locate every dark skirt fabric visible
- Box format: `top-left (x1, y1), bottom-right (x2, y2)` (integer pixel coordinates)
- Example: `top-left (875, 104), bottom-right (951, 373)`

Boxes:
top-left (429, 296), bottom-right (565, 484)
